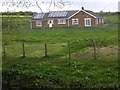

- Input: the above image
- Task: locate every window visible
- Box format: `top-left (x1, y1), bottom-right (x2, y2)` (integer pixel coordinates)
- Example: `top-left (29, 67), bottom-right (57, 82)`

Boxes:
top-left (72, 19), bottom-right (79, 25)
top-left (84, 18), bottom-right (91, 26)
top-left (58, 19), bottom-right (66, 24)
top-left (36, 21), bottom-right (42, 26)
top-left (97, 18), bottom-right (103, 24)
top-left (48, 20), bottom-right (54, 24)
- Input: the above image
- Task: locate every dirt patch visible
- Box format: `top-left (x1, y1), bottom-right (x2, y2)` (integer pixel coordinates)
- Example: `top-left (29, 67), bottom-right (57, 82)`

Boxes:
top-left (96, 46), bottom-right (118, 53)
top-left (72, 46), bottom-right (118, 59)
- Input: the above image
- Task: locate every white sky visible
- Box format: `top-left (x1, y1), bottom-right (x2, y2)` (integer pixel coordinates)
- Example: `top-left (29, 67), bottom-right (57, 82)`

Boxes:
top-left (0, 0), bottom-right (119, 12)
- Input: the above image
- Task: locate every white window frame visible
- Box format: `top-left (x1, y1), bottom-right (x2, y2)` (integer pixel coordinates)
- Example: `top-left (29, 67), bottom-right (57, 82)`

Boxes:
top-left (99, 18), bottom-right (102, 23)
top-left (58, 19), bottom-right (66, 24)
top-left (84, 18), bottom-right (91, 26)
top-left (100, 18), bottom-right (103, 23)
top-left (48, 20), bottom-right (54, 24)
top-left (96, 18), bottom-right (99, 24)
top-left (72, 19), bottom-right (79, 25)
top-left (36, 21), bottom-right (42, 27)
top-left (102, 19), bottom-right (104, 23)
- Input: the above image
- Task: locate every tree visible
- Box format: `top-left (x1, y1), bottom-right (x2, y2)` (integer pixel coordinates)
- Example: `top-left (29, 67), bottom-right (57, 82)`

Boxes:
top-left (99, 10), bottom-right (103, 15)
top-left (2, 0), bottom-right (71, 30)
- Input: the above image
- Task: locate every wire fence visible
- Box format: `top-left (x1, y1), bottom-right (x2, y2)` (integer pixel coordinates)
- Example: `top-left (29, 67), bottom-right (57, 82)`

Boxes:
top-left (2, 39), bottom-right (118, 60)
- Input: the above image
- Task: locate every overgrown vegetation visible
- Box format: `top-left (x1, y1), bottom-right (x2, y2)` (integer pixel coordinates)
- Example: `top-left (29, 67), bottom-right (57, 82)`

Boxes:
top-left (2, 14), bottom-right (119, 88)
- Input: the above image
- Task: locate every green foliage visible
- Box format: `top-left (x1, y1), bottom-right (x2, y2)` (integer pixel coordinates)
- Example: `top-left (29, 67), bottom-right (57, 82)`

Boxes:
top-left (2, 16), bottom-right (31, 30)
top-left (2, 58), bottom-right (118, 88)
top-left (104, 14), bottom-right (118, 24)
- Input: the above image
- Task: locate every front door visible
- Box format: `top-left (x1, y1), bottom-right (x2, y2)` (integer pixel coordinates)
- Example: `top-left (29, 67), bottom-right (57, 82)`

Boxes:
top-left (48, 20), bottom-right (54, 28)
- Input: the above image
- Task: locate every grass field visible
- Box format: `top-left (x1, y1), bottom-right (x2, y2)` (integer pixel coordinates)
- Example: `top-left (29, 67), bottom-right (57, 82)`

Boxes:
top-left (2, 14), bottom-right (119, 88)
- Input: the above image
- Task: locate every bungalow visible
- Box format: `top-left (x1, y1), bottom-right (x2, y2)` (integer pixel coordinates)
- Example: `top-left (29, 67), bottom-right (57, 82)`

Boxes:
top-left (30, 7), bottom-right (104, 29)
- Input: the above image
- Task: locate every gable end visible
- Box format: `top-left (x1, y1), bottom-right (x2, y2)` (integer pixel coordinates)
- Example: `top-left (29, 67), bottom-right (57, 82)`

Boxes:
top-left (68, 10), bottom-right (81, 19)
top-left (81, 10), bottom-right (97, 18)
top-left (67, 10), bottom-right (98, 19)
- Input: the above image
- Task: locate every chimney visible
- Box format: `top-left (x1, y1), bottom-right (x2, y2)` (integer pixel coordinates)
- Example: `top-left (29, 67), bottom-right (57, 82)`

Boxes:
top-left (82, 7), bottom-right (84, 10)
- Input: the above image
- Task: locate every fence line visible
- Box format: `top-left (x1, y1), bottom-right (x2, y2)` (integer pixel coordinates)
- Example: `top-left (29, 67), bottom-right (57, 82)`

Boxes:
top-left (2, 39), bottom-right (100, 59)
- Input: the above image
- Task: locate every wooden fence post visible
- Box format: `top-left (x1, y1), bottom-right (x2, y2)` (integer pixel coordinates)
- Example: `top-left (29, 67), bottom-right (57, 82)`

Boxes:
top-left (68, 41), bottom-right (71, 59)
top-left (92, 39), bottom-right (96, 60)
top-left (45, 44), bottom-right (48, 57)
top-left (3, 44), bottom-right (6, 57)
top-left (22, 42), bottom-right (25, 57)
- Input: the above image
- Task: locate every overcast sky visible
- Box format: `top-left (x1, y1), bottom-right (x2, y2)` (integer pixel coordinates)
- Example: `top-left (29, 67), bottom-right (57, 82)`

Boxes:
top-left (0, 0), bottom-right (119, 12)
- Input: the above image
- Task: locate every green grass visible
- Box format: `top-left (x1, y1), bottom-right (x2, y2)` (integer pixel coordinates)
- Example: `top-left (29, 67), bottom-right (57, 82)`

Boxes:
top-left (2, 27), bottom-right (118, 59)
top-left (2, 57), bottom-right (118, 88)
top-left (2, 14), bottom-right (119, 88)
top-left (3, 26), bottom-right (118, 43)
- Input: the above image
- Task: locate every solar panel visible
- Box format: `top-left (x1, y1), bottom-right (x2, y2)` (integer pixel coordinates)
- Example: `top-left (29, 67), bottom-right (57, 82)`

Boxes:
top-left (48, 11), bottom-right (68, 17)
top-left (33, 13), bottom-right (45, 19)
